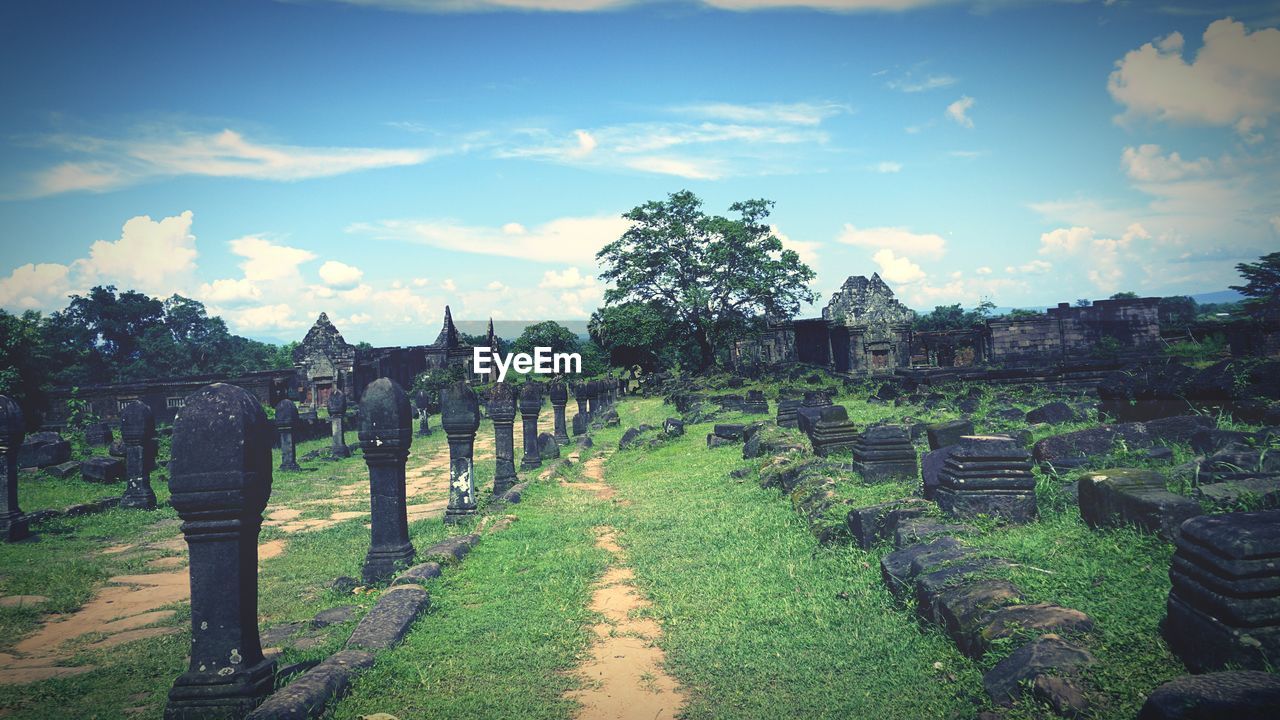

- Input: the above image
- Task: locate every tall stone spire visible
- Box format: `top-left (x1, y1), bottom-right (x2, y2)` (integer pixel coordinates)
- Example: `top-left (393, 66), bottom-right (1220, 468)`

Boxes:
top-left (433, 305), bottom-right (460, 348)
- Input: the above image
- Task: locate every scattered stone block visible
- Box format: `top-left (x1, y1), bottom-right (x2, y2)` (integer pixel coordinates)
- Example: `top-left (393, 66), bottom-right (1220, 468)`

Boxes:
top-left (1077, 468), bottom-right (1201, 541)
top-left (743, 390), bottom-right (769, 414)
top-left (920, 445), bottom-right (956, 500)
top-left (713, 424), bottom-right (746, 441)
top-left (45, 460), bottom-right (80, 479)
top-left (776, 398), bottom-right (801, 429)
top-left (663, 418), bottom-right (684, 436)
top-left (1195, 477), bottom-right (1280, 511)
top-left (618, 427), bottom-right (644, 450)
top-left (926, 420), bottom-right (974, 451)
top-left (345, 585), bottom-right (430, 651)
top-left (83, 421), bottom-right (113, 447)
top-left (846, 499), bottom-right (932, 549)
top-left (310, 605), bottom-right (359, 628)
top-left (931, 578), bottom-right (1023, 650)
top-left (809, 406), bottom-right (859, 458)
top-left (1025, 401), bottom-right (1076, 425)
top-left (18, 434), bottom-right (71, 469)
top-left (392, 562), bottom-right (443, 587)
top-left (245, 650), bottom-right (375, 720)
top-left (970, 603), bottom-right (1094, 659)
top-left (880, 537), bottom-right (967, 599)
top-left (982, 636), bottom-right (1094, 709)
top-left (538, 432), bottom-right (561, 459)
top-left (851, 425), bottom-right (917, 483)
top-left (421, 534), bottom-right (480, 564)
top-left (936, 436), bottom-right (1037, 523)
top-left (894, 516), bottom-right (971, 548)
top-left (1139, 671), bottom-right (1280, 720)
top-left (80, 456), bottom-right (124, 483)
top-left (1165, 510), bottom-right (1280, 672)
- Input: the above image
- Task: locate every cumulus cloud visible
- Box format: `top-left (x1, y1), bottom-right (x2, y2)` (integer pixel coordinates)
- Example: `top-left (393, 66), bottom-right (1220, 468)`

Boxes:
top-left (837, 224), bottom-right (946, 260)
top-left (75, 210), bottom-right (199, 295)
top-left (0, 263), bottom-right (73, 310)
top-left (771, 226), bottom-right (821, 270)
top-left (946, 96), bottom-right (976, 128)
top-left (872, 161), bottom-right (903, 173)
top-left (230, 236), bottom-right (316, 282)
top-left (539, 267), bottom-right (597, 289)
top-left (1037, 223), bottom-right (1150, 293)
top-left (1108, 18), bottom-right (1280, 141)
top-left (976, 266), bottom-right (992, 275)
top-left (349, 214), bottom-right (631, 266)
top-left (1121, 144), bottom-right (1213, 183)
top-left (28, 129), bottom-right (438, 197)
top-left (871, 249), bottom-right (925, 284)
top-left (318, 260), bottom-right (364, 288)
top-left (198, 277), bottom-right (262, 305)
top-left (227, 303), bottom-right (306, 332)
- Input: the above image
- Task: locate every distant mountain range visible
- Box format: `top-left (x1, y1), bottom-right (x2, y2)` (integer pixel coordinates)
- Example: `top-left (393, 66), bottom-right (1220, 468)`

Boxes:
top-left (454, 320), bottom-right (591, 341)
top-left (937, 289), bottom-right (1247, 317)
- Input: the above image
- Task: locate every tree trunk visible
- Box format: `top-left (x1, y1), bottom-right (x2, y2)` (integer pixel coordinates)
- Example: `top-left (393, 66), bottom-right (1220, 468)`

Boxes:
top-left (694, 327), bottom-right (715, 370)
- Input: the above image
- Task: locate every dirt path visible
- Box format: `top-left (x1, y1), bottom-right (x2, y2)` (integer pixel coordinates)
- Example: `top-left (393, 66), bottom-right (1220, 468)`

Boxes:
top-left (563, 452), bottom-right (686, 720)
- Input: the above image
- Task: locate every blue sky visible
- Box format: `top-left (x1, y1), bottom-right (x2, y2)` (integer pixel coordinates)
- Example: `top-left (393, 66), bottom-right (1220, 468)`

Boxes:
top-left (1, 0), bottom-right (1277, 345)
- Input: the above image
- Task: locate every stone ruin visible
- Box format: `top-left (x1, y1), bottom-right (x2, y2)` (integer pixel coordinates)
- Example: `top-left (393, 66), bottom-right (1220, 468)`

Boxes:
top-left (120, 400), bottom-right (157, 510)
top-left (488, 382), bottom-right (519, 497)
top-left (519, 382), bottom-right (542, 471)
top-left (328, 389), bottom-right (351, 459)
top-left (1, 395), bottom-right (30, 543)
top-left (851, 425), bottom-right (917, 483)
top-left (934, 435), bottom-right (1036, 524)
top-left (441, 381), bottom-right (481, 525)
top-left (359, 378), bottom-right (416, 583)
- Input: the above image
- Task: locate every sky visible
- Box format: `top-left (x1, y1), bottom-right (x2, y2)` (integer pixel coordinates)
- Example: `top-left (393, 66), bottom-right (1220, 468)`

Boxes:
top-left (1, 0), bottom-right (1278, 346)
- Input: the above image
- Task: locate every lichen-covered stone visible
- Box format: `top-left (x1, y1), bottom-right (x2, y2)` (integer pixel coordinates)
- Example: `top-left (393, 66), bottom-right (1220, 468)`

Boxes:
top-left (1078, 468), bottom-right (1202, 541)
top-left (120, 400), bottom-right (157, 509)
top-left (1139, 671), bottom-right (1280, 720)
top-left (846, 498), bottom-right (932, 549)
top-left (345, 585), bottom-right (429, 651)
top-left (982, 636), bottom-right (1094, 708)
top-left (81, 455), bottom-right (124, 484)
top-left (489, 382), bottom-right (518, 496)
top-left (851, 425), bottom-right (917, 483)
top-left (441, 381), bottom-right (481, 525)
top-left (519, 382), bottom-right (543, 470)
top-left (358, 378), bottom-right (416, 584)
top-left (936, 435), bottom-right (1037, 523)
top-left (926, 419), bottom-right (974, 451)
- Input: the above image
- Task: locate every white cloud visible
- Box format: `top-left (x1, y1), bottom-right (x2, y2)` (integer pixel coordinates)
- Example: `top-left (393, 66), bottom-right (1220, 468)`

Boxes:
top-left (871, 249), bottom-right (925, 284)
top-left (198, 278), bottom-right (262, 304)
top-left (946, 96), bottom-right (976, 128)
top-left (229, 303), bottom-right (306, 332)
top-left (486, 280), bottom-right (509, 292)
top-left (771, 225), bottom-right (821, 270)
top-left (0, 263), bottom-right (72, 310)
top-left (837, 224), bottom-right (946, 260)
top-left (976, 266), bottom-right (992, 275)
top-left (29, 128), bottom-right (437, 197)
top-left (412, 277), bottom-right (430, 287)
top-left (1037, 224), bottom-right (1150, 293)
top-left (1038, 226), bottom-right (1096, 255)
top-left (442, 278), bottom-right (457, 291)
top-left (887, 74), bottom-right (958, 93)
top-left (349, 213), bottom-right (631, 266)
top-left (74, 210), bottom-right (199, 296)
top-left (230, 236), bottom-right (316, 282)
top-left (624, 156), bottom-right (722, 179)
top-left (1121, 144), bottom-right (1213, 182)
top-left (1005, 260), bottom-right (1052, 274)
top-left (570, 130), bottom-right (597, 158)
top-left (539, 267), bottom-right (597, 289)
top-left (1108, 18), bottom-right (1280, 140)
top-left (318, 260), bottom-right (364, 288)
top-left (672, 101), bottom-right (848, 126)
top-left (872, 161), bottom-right (903, 173)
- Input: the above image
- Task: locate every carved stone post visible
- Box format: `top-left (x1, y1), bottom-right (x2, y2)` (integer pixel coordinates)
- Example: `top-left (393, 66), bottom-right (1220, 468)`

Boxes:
top-left (489, 382), bottom-right (518, 496)
top-left (573, 383), bottom-right (589, 436)
top-left (359, 378), bottom-right (415, 585)
top-left (0, 396), bottom-right (29, 543)
top-left (519, 382), bottom-right (542, 471)
top-left (413, 390), bottom-right (432, 437)
top-left (120, 400), bottom-right (157, 510)
top-left (549, 380), bottom-right (569, 446)
top-left (165, 384), bottom-right (275, 719)
top-left (442, 381), bottom-right (480, 523)
top-left (275, 399), bottom-right (300, 472)
top-left (328, 389), bottom-right (350, 459)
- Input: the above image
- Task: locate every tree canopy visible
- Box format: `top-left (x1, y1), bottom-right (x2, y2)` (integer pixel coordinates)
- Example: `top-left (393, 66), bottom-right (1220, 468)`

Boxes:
top-left (595, 190), bottom-right (816, 370)
top-left (1231, 251), bottom-right (1280, 318)
top-left (912, 300), bottom-right (995, 332)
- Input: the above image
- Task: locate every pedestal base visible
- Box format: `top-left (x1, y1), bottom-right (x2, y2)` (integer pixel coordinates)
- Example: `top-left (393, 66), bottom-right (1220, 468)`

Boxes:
top-left (362, 543), bottom-right (415, 585)
top-left (164, 656), bottom-right (275, 720)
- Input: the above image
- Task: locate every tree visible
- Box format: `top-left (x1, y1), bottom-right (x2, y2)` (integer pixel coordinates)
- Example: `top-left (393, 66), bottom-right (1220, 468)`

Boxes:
top-left (1110, 291), bottom-right (1139, 300)
top-left (0, 309), bottom-right (52, 425)
top-left (912, 299), bottom-right (995, 332)
top-left (596, 190), bottom-right (816, 370)
top-left (1158, 296), bottom-right (1198, 332)
top-left (1075, 298), bottom-right (1091, 308)
top-left (1231, 251), bottom-right (1280, 319)
top-left (589, 301), bottom-right (683, 370)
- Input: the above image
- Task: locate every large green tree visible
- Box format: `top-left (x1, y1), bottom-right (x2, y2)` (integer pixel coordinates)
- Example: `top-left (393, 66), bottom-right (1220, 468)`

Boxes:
top-left (595, 190), bottom-right (816, 370)
top-left (1231, 251), bottom-right (1280, 319)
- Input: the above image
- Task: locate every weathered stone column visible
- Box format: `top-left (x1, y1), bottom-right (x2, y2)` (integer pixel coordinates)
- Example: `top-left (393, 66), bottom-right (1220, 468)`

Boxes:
top-left (328, 390), bottom-right (350, 459)
top-left (489, 382), bottom-right (518, 496)
top-left (120, 400), bottom-right (157, 510)
top-left (519, 382), bottom-right (542, 471)
top-left (275, 399), bottom-right (300, 472)
top-left (359, 378), bottom-right (415, 585)
top-left (413, 389), bottom-right (432, 437)
top-left (573, 383), bottom-right (589, 436)
top-left (442, 381), bottom-right (480, 523)
top-left (0, 395), bottom-right (29, 543)
top-left (549, 380), bottom-right (569, 446)
top-left (165, 384), bottom-right (275, 718)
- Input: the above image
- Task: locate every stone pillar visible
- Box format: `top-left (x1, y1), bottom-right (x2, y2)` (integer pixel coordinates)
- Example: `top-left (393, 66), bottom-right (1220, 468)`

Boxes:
top-left (489, 382), bottom-right (518, 496)
top-left (442, 381), bottom-right (481, 524)
top-left (574, 383), bottom-right (589, 435)
top-left (358, 378), bottom-right (415, 585)
top-left (851, 425), bottom-right (918, 482)
top-left (275, 399), bottom-right (300, 472)
top-left (549, 381), bottom-right (569, 446)
top-left (935, 435), bottom-right (1037, 523)
top-left (165, 383), bottom-right (275, 718)
top-left (328, 390), bottom-right (350, 459)
top-left (413, 390), bottom-right (432, 437)
top-left (519, 382), bottom-right (542, 471)
top-left (120, 400), bottom-right (157, 510)
top-left (0, 395), bottom-right (29, 543)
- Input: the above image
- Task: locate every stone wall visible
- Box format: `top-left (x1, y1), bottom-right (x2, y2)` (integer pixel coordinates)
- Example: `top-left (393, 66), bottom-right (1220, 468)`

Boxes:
top-left (45, 369), bottom-right (295, 427)
top-left (984, 298), bottom-right (1161, 367)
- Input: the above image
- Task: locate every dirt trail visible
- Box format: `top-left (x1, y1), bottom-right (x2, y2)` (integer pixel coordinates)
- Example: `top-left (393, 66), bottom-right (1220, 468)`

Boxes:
top-left (563, 449), bottom-right (686, 720)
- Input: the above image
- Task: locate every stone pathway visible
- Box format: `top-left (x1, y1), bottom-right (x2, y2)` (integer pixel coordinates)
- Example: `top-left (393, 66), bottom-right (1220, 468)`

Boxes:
top-left (563, 450), bottom-right (685, 720)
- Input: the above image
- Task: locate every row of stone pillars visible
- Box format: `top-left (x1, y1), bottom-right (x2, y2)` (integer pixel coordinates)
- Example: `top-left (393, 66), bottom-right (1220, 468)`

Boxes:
top-left (2, 395), bottom-right (161, 544)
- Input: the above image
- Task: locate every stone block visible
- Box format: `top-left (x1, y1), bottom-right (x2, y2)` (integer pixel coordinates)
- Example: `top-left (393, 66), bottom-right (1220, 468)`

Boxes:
top-left (245, 650), bottom-right (375, 720)
top-left (982, 636), bottom-right (1094, 709)
top-left (926, 420), bottom-right (974, 451)
top-left (1139, 671), bottom-right (1280, 720)
top-left (920, 445), bottom-right (956, 500)
top-left (851, 425), bottom-right (917, 483)
top-left (1165, 510), bottom-right (1280, 672)
top-left (421, 534), bottom-right (480, 564)
top-left (880, 537), bottom-right (967, 599)
top-left (713, 423), bottom-right (746, 440)
top-left (345, 585), bottom-right (430, 651)
top-left (1025, 401), bottom-right (1076, 424)
top-left (80, 456), bottom-right (124, 483)
top-left (1195, 477), bottom-right (1280, 511)
top-left (44, 460), bottom-right (80, 479)
top-left (845, 498), bottom-right (931, 550)
top-left (392, 562), bottom-right (443, 587)
top-left (18, 437), bottom-right (71, 469)
top-left (936, 436), bottom-right (1037, 523)
top-left (1077, 468), bottom-right (1201, 541)
top-left (969, 603), bottom-right (1094, 659)
top-left (893, 517), bottom-right (972, 548)
top-left (809, 406), bottom-right (859, 458)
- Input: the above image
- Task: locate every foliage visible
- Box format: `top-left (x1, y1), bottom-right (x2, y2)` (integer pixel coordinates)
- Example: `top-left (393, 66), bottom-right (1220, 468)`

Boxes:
top-left (1231, 250), bottom-right (1280, 319)
top-left (1109, 291), bottom-right (1139, 300)
top-left (0, 309), bottom-right (51, 422)
top-left (1092, 335), bottom-right (1124, 360)
top-left (62, 387), bottom-right (97, 432)
top-left (1003, 308), bottom-right (1042, 320)
top-left (589, 301), bottom-right (690, 370)
top-left (1074, 298), bottom-right (1091, 307)
top-left (1157, 295), bottom-right (1198, 331)
top-left (912, 299), bottom-right (995, 332)
top-left (509, 320), bottom-right (606, 377)
top-left (459, 331), bottom-right (509, 356)
top-left (410, 364), bottom-right (467, 408)
top-left (1162, 334), bottom-right (1228, 362)
top-left (596, 190), bottom-right (817, 370)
